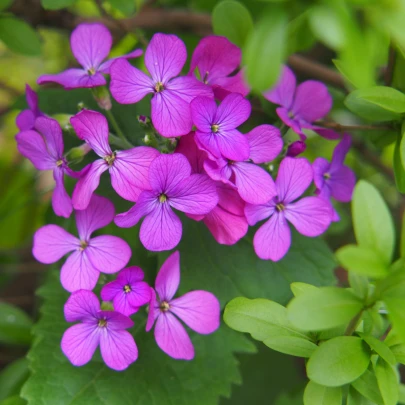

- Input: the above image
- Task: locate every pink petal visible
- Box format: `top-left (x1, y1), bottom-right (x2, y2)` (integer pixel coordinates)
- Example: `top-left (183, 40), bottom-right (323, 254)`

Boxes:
top-left (100, 329), bottom-right (138, 371)
top-left (64, 289), bottom-right (100, 322)
top-left (253, 213), bottom-right (291, 261)
top-left (190, 96), bottom-right (217, 133)
top-left (155, 250), bottom-right (180, 302)
top-left (37, 69), bottom-right (106, 89)
top-left (175, 133), bottom-right (208, 174)
top-left (125, 281), bottom-right (152, 308)
top-left (217, 183), bottom-right (245, 215)
top-left (32, 224), bottom-right (78, 264)
top-left (310, 126), bottom-right (341, 140)
top-left (154, 312), bottom-right (194, 360)
top-left (312, 157), bottom-right (330, 192)
top-left (35, 116), bottom-right (64, 160)
top-left (170, 291), bottom-right (220, 334)
top-left (110, 59), bottom-right (154, 104)
top-left (212, 70), bottom-right (250, 98)
top-left (276, 157), bottom-right (313, 204)
top-left (97, 310), bottom-right (134, 330)
top-left (52, 168), bottom-right (73, 218)
top-left (329, 166), bottom-right (356, 202)
top-left (166, 76), bottom-right (213, 104)
top-left (244, 201), bottom-right (275, 226)
top-left (100, 280), bottom-right (122, 302)
top-left (247, 124), bottom-right (283, 163)
top-left (263, 65), bottom-right (296, 109)
top-left (285, 196), bottom-right (332, 237)
top-left (194, 130), bottom-right (221, 159)
top-left (203, 158), bottom-right (233, 184)
top-left (98, 48), bottom-right (143, 74)
top-left (330, 134), bottom-right (352, 173)
top-left (25, 84), bottom-right (39, 113)
top-left (216, 128), bottom-right (250, 161)
top-left (117, 266), bottom-right (145, 284)
top-left (61, 323), bottom-right (100, 367)
top-left (145, 33), bottom-right (186, 83)
top-left (146, 288), bottom-right (158, 332)
top-left (16, 110), bottom-right (35, 131)
top-left (276, 107), bottom-right (305, 136)
top-left (214, 93), bottom-right (251, 131)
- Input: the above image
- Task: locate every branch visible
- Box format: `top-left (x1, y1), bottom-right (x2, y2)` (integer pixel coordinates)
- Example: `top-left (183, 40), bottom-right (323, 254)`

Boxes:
top-left (316, 120), bottom-right (394, 132)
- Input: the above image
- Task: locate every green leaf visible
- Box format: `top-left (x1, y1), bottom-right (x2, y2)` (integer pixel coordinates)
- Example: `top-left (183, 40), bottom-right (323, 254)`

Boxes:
top-left (224, 297), bottom-right (317, 358)
top-left (243, 10), bottom-right (287, 93)
top-left (347, 386), bottom-right (378, 405)
top-left (390, 344), bottom-right (405, 365)
top-left (212, 0), bottom-right (253, 47)
top-left (0, 0), bottom-right (13, 11)
top-left (107, 0), bottom-right (135, 15)
top-left (0, 359), bottom-right (29, 402)
top-left (0, 303), bottom-right (32, 346)
top-left (0, 17), bottom-right (41, 56)
top-left (401, 205), bottom-right (405, 256)
top-left (399, 384), bottom-right (405, 404)
top-left (352, 368), bottom-right (384, 404)
top-left (352, 180), bottom-right (395, 264)
top-left (0, 396), bottom-right (26, 405)
top-left (303, 381), bottom-right (342, 405)
top-left (359, 334), bottom-right (396, 365)
top-left (307, 336), bottom-right (371, 387)
top-left (40, 0), bottom-right (75, 10)
top-left (348, 273), bottom-right (369, 299)
top-left (287, 287), bottom-right (363, 331)
top-left (394, 133), bottom-right (405, 193)
top-left (336, 245), bottom-right (389, 278)
top-left (374, 358), bottom-right (399, 405)
top-left (290, 282), bottom-right (317, 297)
top-left (350, 86), bottom-right (405, 113)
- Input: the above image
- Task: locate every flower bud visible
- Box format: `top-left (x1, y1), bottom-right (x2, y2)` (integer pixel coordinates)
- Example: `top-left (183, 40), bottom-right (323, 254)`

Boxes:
top-left (287, 140), bottom-right (306, 157)
top-left (91, 86), bottom-right (112, 111)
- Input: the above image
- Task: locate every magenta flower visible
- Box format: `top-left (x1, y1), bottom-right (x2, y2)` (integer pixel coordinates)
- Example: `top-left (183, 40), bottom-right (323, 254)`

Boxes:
top-left (115, 153), bottom-right (218, 251)
top-left (286, 140), bottom-right (306, 157)
top-left (16, 85), bottom-right (43, 131)
top-left (245, 157), bottom-right (332, 261)
top-left (264, 66), bottom-right (339, 140)
top-left (16, 116), bottom-right (77, 218)
top-left (38, 23), bottom-right (142, 89)
top-left (146, 251), bottom-right (220, 360)
top-left (70, 109), bottom-right (159, 210)
top-left (190, 93), bottom-right (251, 161)
top-left (33, 195), bottom-right (131, 292)
top-left (188, 35), bottom-right (249, 100)
top-left (204, 125), bottom-right (282, 204)
top-left (110, 33), bottom-right (213, 138)
top-left (101, 267), bottom-right (151, 316)
top-left (61, 290), bottom-right (138, 370)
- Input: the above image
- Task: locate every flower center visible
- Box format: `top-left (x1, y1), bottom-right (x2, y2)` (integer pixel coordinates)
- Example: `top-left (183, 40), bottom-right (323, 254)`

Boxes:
top-left (288, 111), bottom-right (295, 119)
top-left (98, 319), bottom-right (107, 327)
top-left (159, 194), bottom-right (167, 203)
top-left (323, 172), bottom-right (331, 180)
top-left (87, 67), bottom-right (96, 76)
top-left (211, 124), bottom-right (220, 133)
top-left (160, 301), bottom-right (170, 312)
top-left (123, 284), bottom-right (131, 293)
top-left (79, 240), bottom-right (88, 251)
top-left (104, 153), bottom-right (116, 167)
top-left (56, 159), bottom-right (64, 167)
top-left (155, 82), bottom-right (164, 92)
top-left (276, 203), bottom-right (285, 212)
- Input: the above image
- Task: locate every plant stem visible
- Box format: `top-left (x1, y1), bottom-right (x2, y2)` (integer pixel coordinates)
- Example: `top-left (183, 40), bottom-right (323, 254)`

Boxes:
top-left (344, 310), bottom-right (364, 336)
top-left (105, 109), bottom-right (133, 149)
top-left (315, 121), bottom-right (394, 132)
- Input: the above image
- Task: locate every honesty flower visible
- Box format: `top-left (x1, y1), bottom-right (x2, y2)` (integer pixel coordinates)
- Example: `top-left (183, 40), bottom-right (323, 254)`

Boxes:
top-left (110, 33), bottom-right (213, 138)
top-left (33, 195), bottom-right (131, 292)
top-left (61, 290), bottom-right (138, 371)
top-left (245, 157), bottom-right (332, 261)
top-left (146, 251), bottom-right (220, 360)
top-left (38, 23), bottom-right (142, 89)
top-left (190, 93), bottom-right (251, 161)
top-left (264, 66), bottom-right (339, 140)
top-left (70, 109), bottom-right (159, 210)
top-left (189, 35), bottom-right (249, 99)
top-left (115, 153), bottom-right (218, 251)
top-left (16, 116), bottom-right (77, 218)
top-left (101, 267), bottom-right (151, 316)
top-left (16, 85), bottom-right (43, 131)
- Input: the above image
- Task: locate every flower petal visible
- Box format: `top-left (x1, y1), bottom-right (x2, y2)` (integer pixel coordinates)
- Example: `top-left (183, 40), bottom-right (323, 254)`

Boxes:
top-left (244, 201), bottom-right (275, 226)
top-left (203, 157), bottom-right (233, 184)
top-left (263, 65), bottom-right (296, 109)
top-left (146, 288), bottom-right (158, 332)
top-left (117, 266), bottom-right (145, 284)
top-left (217, 182), bottom-right (245, 215)
top-left (98, 48), bottom-right (143, 74)
top-left (97, 310), bottom-right (134, 330)
top-left (155, 250), bottom-right (180, 302)
top-left (276, 107), bottom-right (304, 136)
top-left (16, 110), bottom-right (35, 131)
top-left (52, 168), bottom-right (73, 218)
top-left (37, 69), bottom-right (106, 89)
top-left (247, 124), bottom-right (283, 163)
top-left (194, 130), bottom-right (221, 159)
top-left (190, 96), bottom-right (217, 133)
top-left (312, 157), bottom-right (330, 192)
top-left (330, 134), bottom-right (351, 173)
top-left (25, 84), bottom-right (39, 113)
top-left (216, 128), bottom-right (250, 161)
top-left (330, 166), bottom-right (356, 202)
top-left (214, 93), bottom-right (251, 130)
top-left (175, 133), bottom-right (208, 174)
top-left (167, 76), bottom-right (213, 103)
top-left (212, 71), bottom-right (250, 98)
top-left (64, 289), bottom-right (100, 322)
top-left (35, 116), bottom-right (64, 160)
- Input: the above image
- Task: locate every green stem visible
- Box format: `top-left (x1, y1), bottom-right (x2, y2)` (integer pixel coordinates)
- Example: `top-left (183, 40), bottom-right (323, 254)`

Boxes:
top-left (344, 310), bottom-right (364, 336)
top-left (105, 109), bottom-right (133, 149)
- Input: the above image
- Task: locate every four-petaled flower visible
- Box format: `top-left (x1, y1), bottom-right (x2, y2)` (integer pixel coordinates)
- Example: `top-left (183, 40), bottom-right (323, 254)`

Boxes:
top-left (61, 290), bottom-right (138, 370)
top-left (146, 251), bottom-right (220, 360)
top-left (16, 84), bottom-right (43, 131)
top-left (38, 23), bottom-right (142, 89)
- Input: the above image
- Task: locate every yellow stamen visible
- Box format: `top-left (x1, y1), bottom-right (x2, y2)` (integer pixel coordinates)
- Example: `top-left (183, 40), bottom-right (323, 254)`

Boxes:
top-left (124, 285), bottom-right (131, 293)
top-left (276, 203), bottom-right (285, 212)
top-left (160, 301), bottom-right (170, 312)
top-left (98, 319), bottom-right (107, 327)
top-left (155, 82), bottom-right (164, 92)
top-left (159, 194), bottom-right (167, 203)
top-left (211, 124), bottom-right (219, 133)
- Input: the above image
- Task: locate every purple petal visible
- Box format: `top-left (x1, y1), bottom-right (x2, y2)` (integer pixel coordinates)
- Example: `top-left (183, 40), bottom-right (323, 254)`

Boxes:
top-left (166, 76), bottom-right (213, 104)
top-left (72, 160), bottom-right (109, 210)
top-left (175, 133), bottom-right (208, 174)
top-left (203, 158), bottom-right (233, 184)
top-left (155, 250), bottom-right (180, 302)
top-left (216, 129), bottom-right (250, 161)
top-left (276, 157), bottom-right (313, 204)
top-left (35, 116), bottom-right (64, 160)
top-left (263, 65), bottom-right (296, 109)
top-left (253, 213), bottom-right (291, 261)
top-left (312, 157), bottom-right (330, 193)
top-left (145, 33), bottom-right (186, 83)
top-left (285, 196), bottom-right (332, 237)
top-left (247, 124), bottom-right (283, 163)
top-left (100, 280), bottom-right (122, 302)
top-left (100, 329), bottom-right (138, 371)
top-left (64, 289), bottom-right (100, 322)
top-left (276, 107), bottom-right (305, 137)
top-left (61, 323), bottom-right (100, 367)
top-left (26, 84), bottom-right (39, 112)
top-left (330, 134), bottom-right (351, 172)
top-left (117, 266), bottom-right (145, 284)
top-left (37, 69), bottom-right (106, 89)
top-left (97, 310), bottom-right (134, 330)
top-left (190, 96), bottom-right (217, 133)
top-left (291, 80), bottom-right (332, 123)
top-left (98, 48), bottom-right (143, 74)
top-left (214, 93), bottom-right (251, 130)
top-left (126, 281), bottom-right (151, 309)
top-left (310, 126), bottom-right (341, 140)
top-left (244, 201), bottom-right (275, 226)
top-left (194, 130), bottom-right (221, 159)
top-left (16, 110), bottom-right (35, 131)
top-left (170, 291), bottom-right (220, 334)
top-left (329, 166), bottom-right (356, 202)
top-left (146, 288), bottom-right (158, 332)
top-left (32, 224), bottom-right (78, 264)
top-left (110, 59), bottom-right (154, 104)
top-left (52, 168), bottom-right (73, 218)
top-left (212, 71), bottom-right (250, 97)
top-left (217, 182), bottom-right (245, 215)
top-left (286, 140), bottom-right (306, 157)
top-left (232, 162), bottom-right (277, 205)
top-left (154, 311), bottom-right (194, 360)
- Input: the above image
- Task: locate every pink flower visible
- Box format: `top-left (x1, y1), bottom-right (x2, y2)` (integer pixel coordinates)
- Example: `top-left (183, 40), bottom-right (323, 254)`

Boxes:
top-left (190, 93), bottom-right (251, 161)
top-left (115, 153), bottom-right (218, 251)
top-left (101, 267), bottom-right (151, 316)
top-left (32, 195), bottom-right (131, 292)
top-left (16, 116), bottom-right (78, 218)
top-left (146, 251), bottom-right (220, 360)
top-left (245, 157), bottom-right (332, 261)
top-left (61, 290), bottom-right (138, 370)
top-left (70, 109), bottom-right (159, 210)
top-left (16, 85), bottom-right (43, 131)
top-left (110, 33), bottom-right (213, 138)
top-left (38, 23), bottom-right (142, 89)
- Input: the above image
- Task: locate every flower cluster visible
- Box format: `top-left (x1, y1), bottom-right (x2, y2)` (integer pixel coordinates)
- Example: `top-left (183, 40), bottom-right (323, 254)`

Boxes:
top-left (15, 23), bottom-right (355, 370)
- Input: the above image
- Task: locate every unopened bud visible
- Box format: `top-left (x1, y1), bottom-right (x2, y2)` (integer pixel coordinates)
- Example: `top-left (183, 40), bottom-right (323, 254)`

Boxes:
top-left (286, 140), bottom-right (306, 157)
top-left (92, 86), bottom-right (112, 111)
top-left (66, 143), bottom-right (92, 163)
top-left (138, 115), bottom-right (150, 126)
top-left (77, 102), bottom-right (86, 111)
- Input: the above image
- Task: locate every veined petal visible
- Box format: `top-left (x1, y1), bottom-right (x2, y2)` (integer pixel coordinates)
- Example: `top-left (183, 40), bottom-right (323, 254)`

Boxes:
top-left (276, 107), bottom-right (304, 136)
top-left (97, 310), bottom-right (134, 330)
top-left (155, 250), bottom-right (180, 302)
top-left (194, 130), bottom-right (221, 159)
top-left (217, 182), bottom-right (245, 215)
top-left (247, 124), bottom-right (283, 163)
top-left (165, 76), bottom-right (213, 104)
top-left (26, 84), bottom-right (39, 113)
top-left (190, 96), bottom-right (217, 133)
top-left (330, 134), bottom-right (352, 173)
top-left (35, 116), bottom-right (64, 160)
top-left (263, 65), bottom-right (296, 109)
top-left (52, 168), bottom-right (73, 218)
top-left (117, 266), bottom-right (145, 284)
top-left (312, 157), bottom-right (330, 192)
top-left (175, 133), bottom-right (208, 174)
top-left (64, 289), bottom-right (100, 322)
top-left (126, 281), bottom-right (151, 309)
top-left (37, 69), bottom-right (106, 89)
top-left (212, 71), bottom-right (250, 98)
top-left (203, 158), bottom-right (233, 184)
top-left (244, 201), bottom-right (275, 226)
top-left (214, 93), bottom-right (251, 130)
top-left (216, 128), bottom-right (250, 161)
top-left (98, 48), bottom-right (143, 74)
top-left (330, 166), bottom-right (356, 202)
top-left (16, 110), bottom-right (35, 131)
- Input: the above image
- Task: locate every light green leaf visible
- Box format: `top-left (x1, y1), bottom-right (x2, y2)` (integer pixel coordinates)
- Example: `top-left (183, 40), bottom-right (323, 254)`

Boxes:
top-left (0, 303), bottom-right (32, 346)
top-left (359, 334), bottom-right (396, 365)
top-left (0, 0), bottom-right (13, 11)
top-left (399, 384), bottom-right (405, 404)
top-left (107, 0), bottom-right (135, 15)
top-left (307, 336), bottom-right (371, 387)
top-left (390, 344), bottom-right (405, 365)
top-left (0, 359), bottom-right (29, 402)
top-left (352, 368), bottom-right (384, 404)
top-left (347, 386), bottom-right (378, 405)
top-left (374, 358), bottom-right (399, 405)
top-left (290, 282), bottom-right (317, 297)
top-left (303, 381), bottom-right (342, 405)
top-left (401, 204), bottom-right (405, 256)
top-left (394, 133), bottom-right (405, 193)
top-left (40, 0), bottom-right (75, 10)
top-left (348, 273), bottom-right (369, 299)
top-left (350, 86), bottom-right (405, 113)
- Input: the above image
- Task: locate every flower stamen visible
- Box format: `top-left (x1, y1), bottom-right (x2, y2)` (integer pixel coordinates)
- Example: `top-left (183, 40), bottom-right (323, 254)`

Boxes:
top-left (155, 82), bottom-right (164, 93)
top-left (123, 284), bottom-right (131, 293)
top-left (211, 124), bottom-right (219, 133)
top-left (104, 153), bottom-right (116, 166)
top-left (98, 319), bottom-right (107, 327)
top-left (160, 301), bottom-right (170, 312)
top-left (56, 159), bottom-right (64, 167)
top-left (79, 240), bottom-right (88, 251)
top-left (276, 203), bottom-right (285, 212)
top-left (159, 194), bottom-right (167, 203)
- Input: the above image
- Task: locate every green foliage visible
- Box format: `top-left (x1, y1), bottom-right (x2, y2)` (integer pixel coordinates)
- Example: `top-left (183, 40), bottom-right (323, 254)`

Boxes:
top-left (40, 0), bottom-right (75, 10)
top-left (0, 359), bottom-right (29, 402)
top-left (394, 132), bottom-right (405, 193)
top-left (0, 0), bottom-right (13, 11)
top-left (107, 0), bottom-right (135, 16)
top-left (360, 334), bottom-right (396, 365)
top-left (374, 358), bottom-right (399, 405)
top-left (351, 369), bottom-right (384, 404)
top-left (0, 303), bottom-right (32, 346)
top-left (303, 381), bottom-right (342, 405)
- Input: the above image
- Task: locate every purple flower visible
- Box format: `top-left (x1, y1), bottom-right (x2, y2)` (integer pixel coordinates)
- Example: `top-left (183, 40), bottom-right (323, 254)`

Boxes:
top-left (16, 116), bottom-right (77, 218)
top-left (16, 85), bottom-right (43, 131)
top-left (115, 153), bottom-right (218, 251)
top-left (286, 140), bottom-right (306, 157)
top-left (188, 35), bottom-right (249, 100)
top-left (146, 251), bottom-right (220, 360)
top-left (313, 134), bottom-right (356, 221)
top-left (190, 93), bottom-right (251, 161)
top-left (32, 195), bottom-right (131, 292)
top-left (110, 33), bottom-right (213, 138)
top-left (70, 109), bottom-right (159, 210)
top-left (101, 267), bottom-right (151, 316)
top-left (61, 290), bottom-right (137, 370)
top-left (264, 66), bottom-right (339, 140)
top-left (245, 157), bottom-right (332, 261)
top-left (37, 23), bottom-right (142, 89)
top-left (203, 125), bottom-right (282, 204)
